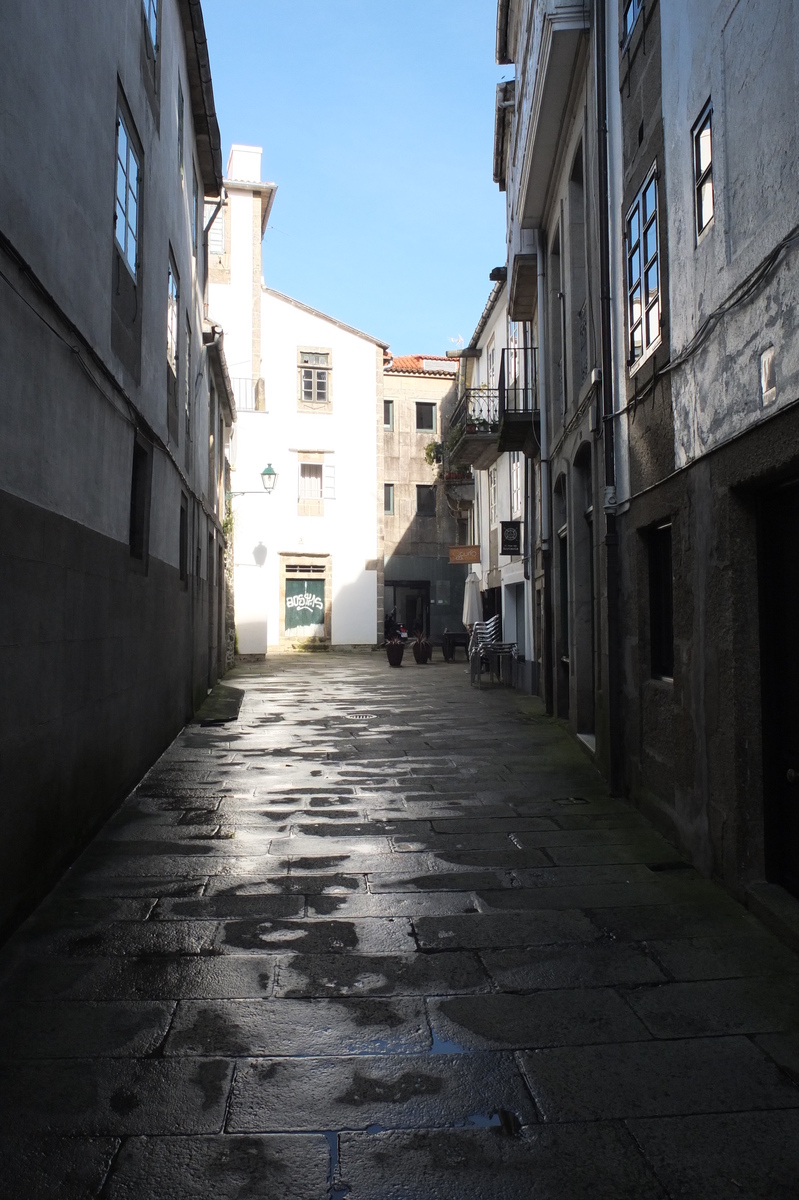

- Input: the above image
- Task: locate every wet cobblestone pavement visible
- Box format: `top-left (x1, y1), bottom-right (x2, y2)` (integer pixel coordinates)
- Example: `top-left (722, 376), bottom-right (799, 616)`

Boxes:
top-left (3, 655), bottom-right (799, 1198)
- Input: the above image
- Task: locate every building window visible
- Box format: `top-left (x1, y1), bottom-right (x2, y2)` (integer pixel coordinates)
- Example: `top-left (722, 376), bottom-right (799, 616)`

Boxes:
top-left (487, 337), bottom-right (496, 388)
top-left (510, 451), bottom-right (523, 518)
top-left (184, 316), bottom-right (192, 443)
top-left (626, 167), bottom-right (660, 367)
top-left (205, 203), bottom-right (225, 255)
top-left (115, 111), bottom-right (140, 279)
top-left (167, 260), bottom-right (179, 376)
top-left (416, 485), bottom-right (436, 516)
top-left (143, 0), bottom-right (158, 51)
top-left (192, 167), bottom-right (199, 256)
top-left (299, 463), bottom-right (324, 516)
top-left (167, 257), bottom-right (180, 441)
top-left (384, 399), bottom-right (394, 430)
top-left (648, 522), bottom-right (674, 679)
top-left (415, 402), bottom-right (436, 432)
top-left (179, 494), bottom-right (188, 585)
top-left (623, 0), bottom-right (642, 43)
top-left (693, 103), bottom-right (714, 240)
top-left (299, 350), bottom-right (331, 406)
top-left (384, 483), bottom-right (395, 514)
top-left (129, 438), bottom-right (152, 562)
top-left (177, 80), bottom-right (184, 177)
top-left (488, 465), bottom-right (498, 526)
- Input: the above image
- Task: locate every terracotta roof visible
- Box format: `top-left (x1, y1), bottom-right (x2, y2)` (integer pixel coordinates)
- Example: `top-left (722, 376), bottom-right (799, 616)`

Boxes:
top-left (384, 354), bottom-right (458, 376)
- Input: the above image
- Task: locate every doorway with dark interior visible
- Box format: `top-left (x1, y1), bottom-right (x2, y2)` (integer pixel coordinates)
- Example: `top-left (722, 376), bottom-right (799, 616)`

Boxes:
top-left (385, 581), bottom-right (431, 639)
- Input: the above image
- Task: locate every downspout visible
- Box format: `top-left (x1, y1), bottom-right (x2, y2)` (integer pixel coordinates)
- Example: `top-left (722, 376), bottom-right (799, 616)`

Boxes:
top-left (202, 190), bottom-right (225, 319)
top-left (595, 0), bottom-right (623, 792)
top-left (537, 229), bottom-right (553, 714)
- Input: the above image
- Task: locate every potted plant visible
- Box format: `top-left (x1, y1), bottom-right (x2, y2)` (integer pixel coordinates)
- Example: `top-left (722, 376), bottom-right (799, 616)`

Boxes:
top-left (412, 630), bottom-right (432, 664)
top-left (385, 636), bottom-right (405, 667)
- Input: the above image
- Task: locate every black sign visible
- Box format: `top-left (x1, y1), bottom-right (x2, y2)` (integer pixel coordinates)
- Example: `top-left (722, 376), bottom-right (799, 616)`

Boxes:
top-left (501, 521), bottom-right (522, 555)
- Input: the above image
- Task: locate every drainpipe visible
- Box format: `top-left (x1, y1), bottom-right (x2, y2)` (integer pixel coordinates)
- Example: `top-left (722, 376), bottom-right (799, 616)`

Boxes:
top-left (537, 229), bottom-right (553, 714)
top-left (595, 0), bottom-right (623, 792)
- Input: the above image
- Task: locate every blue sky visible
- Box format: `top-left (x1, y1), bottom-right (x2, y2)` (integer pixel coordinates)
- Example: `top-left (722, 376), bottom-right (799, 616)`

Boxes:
top-left (202, 0), bottom-right (508, 356)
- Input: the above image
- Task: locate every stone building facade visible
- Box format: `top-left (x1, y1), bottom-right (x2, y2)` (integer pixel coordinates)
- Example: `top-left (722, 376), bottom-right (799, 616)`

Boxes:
top-left (617, 0), bottom-right (799, 924)
top-left (0, 0), bottom-right (235, 933)
top-left (382, 356), bottom-right (467, 643)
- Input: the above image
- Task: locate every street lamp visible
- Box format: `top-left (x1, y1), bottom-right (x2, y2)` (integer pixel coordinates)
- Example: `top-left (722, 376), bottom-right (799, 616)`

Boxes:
top-left (227, 465), bottom-right (279, 499)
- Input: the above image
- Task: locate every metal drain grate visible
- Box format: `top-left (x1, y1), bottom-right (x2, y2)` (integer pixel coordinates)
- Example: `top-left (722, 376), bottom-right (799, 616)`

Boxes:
top-left (346, 712), bottom-right (377, 721)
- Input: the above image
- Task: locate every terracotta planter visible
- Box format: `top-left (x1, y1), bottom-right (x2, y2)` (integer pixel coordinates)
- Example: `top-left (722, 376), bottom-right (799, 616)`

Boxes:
top-left (386, 643), bottom-right (405, 667)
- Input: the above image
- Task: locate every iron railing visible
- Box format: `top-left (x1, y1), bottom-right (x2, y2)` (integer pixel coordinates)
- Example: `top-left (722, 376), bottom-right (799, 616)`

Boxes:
top-left (450, 387), bottom-right (500, 435)
top-left (499, 346), bottom-right (538, 419)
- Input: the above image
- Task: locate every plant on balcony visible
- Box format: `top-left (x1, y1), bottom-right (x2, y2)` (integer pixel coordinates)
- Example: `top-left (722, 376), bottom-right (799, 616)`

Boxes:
top-left (424, 441), bottom-right (443, 466)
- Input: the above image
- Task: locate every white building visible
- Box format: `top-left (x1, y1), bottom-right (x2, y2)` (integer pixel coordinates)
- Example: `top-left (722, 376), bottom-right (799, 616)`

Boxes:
top-left (450, 282), bottom-right (537, 691)
top-left (208, 147), bottom-right (387, 652)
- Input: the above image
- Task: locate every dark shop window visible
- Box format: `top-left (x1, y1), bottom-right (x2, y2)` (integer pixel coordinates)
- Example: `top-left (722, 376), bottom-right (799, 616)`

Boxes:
top-left (129, 437), bottom-right (152, 561)
top-left (416, 484), bottom-right (436, 516)
top-left (179, 495), bottom-right (188, 586)
top-left (649, 522), bottom-right (674, 678)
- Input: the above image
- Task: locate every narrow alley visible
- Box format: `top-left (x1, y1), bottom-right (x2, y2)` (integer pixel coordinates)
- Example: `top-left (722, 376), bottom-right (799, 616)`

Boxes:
top-left (1, 655), bottom-right (798, 1198)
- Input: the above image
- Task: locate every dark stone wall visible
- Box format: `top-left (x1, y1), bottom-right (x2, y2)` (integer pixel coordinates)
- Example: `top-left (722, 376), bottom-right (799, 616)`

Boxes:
top-left (0, 487), bottom-right (213, 938)
top-left (619, 400), bottom-right (799, 893)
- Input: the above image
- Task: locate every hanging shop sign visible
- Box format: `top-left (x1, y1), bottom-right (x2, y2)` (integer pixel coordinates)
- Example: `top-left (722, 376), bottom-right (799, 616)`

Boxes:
top-left (449, 545), bottom-right (481, 564)
top-left (501, 521), bottom-right (522, 555)
top-left (285, 579), bottom-right (325, 638)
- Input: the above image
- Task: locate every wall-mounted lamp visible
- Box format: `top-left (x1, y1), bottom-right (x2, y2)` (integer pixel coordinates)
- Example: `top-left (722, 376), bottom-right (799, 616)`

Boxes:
top-left (227, 464), bottom-right (279, 499)
top-left (260, 463), bottom-right (277, 492)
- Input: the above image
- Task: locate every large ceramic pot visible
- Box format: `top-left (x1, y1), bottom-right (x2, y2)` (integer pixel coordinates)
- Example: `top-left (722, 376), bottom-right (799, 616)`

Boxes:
top-left (412, 640), bottom-right (432, 664)
top-left (386, 642), bottom-right (405, 667)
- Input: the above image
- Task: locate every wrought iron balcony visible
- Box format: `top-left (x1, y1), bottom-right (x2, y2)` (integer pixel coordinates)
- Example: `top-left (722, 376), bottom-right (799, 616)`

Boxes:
top-left (498, 346), bottom-right (539, 454)
top-left (448, 388), bottom-right (500, 470)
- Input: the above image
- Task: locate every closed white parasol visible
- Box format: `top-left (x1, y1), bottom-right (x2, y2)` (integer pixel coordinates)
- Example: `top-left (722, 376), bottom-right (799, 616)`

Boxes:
top-left (462, 571), bottom-right (482, 628)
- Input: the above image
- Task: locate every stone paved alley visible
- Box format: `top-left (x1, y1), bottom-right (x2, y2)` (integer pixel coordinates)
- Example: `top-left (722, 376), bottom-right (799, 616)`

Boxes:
top-left (2, 656), bottom-right (799, 1198)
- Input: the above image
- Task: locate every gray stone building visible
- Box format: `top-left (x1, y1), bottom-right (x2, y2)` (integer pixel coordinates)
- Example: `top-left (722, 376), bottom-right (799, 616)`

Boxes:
top-left (382, 355), bottom-right (468, 643)
top-left (0, 0), bottom-right (234, 934)
top-left (616, 0), bottom-right (799, 923)
top-left (463, 0), bottom-right (799, 935)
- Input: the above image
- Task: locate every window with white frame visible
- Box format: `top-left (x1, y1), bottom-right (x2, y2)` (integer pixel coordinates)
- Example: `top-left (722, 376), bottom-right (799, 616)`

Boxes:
top-left (384, 398), bottom-right (394, 430)
top-left (115, 111), bottom-right (140, 279)
top-left (623, 0), bottom-right (642, 44)
top-left (487, 337), bottom-right (496, 388)
top-left (167, 260), bottom-right (179, 377)
top-left (143, 0), bottom-right (158, 52)
top-left (488, 465), bottom-right (498, 526)
top-left (384, 483), bottom-right (395, 514)
top-left (298, 462), bottom-right (323, 516)
top-left (510, 452), bottom-right (523, 518)
top-left (626, 168), bottom-right (660, 367)
top-left (205, 203), bottom-right (225, 256)
top-left (299, 350), bottom-right (331, 408)
top-left (693, 103), bottom-right (714, 240)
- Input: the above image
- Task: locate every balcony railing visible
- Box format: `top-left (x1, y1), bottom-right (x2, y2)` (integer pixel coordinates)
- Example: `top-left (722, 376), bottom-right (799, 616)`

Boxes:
top-left (231, 377), bottom-right (265, 412)
top-left (499, 346), bottom-right (538, 418)
top-left (450, 387), bottom-right (499, 435)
